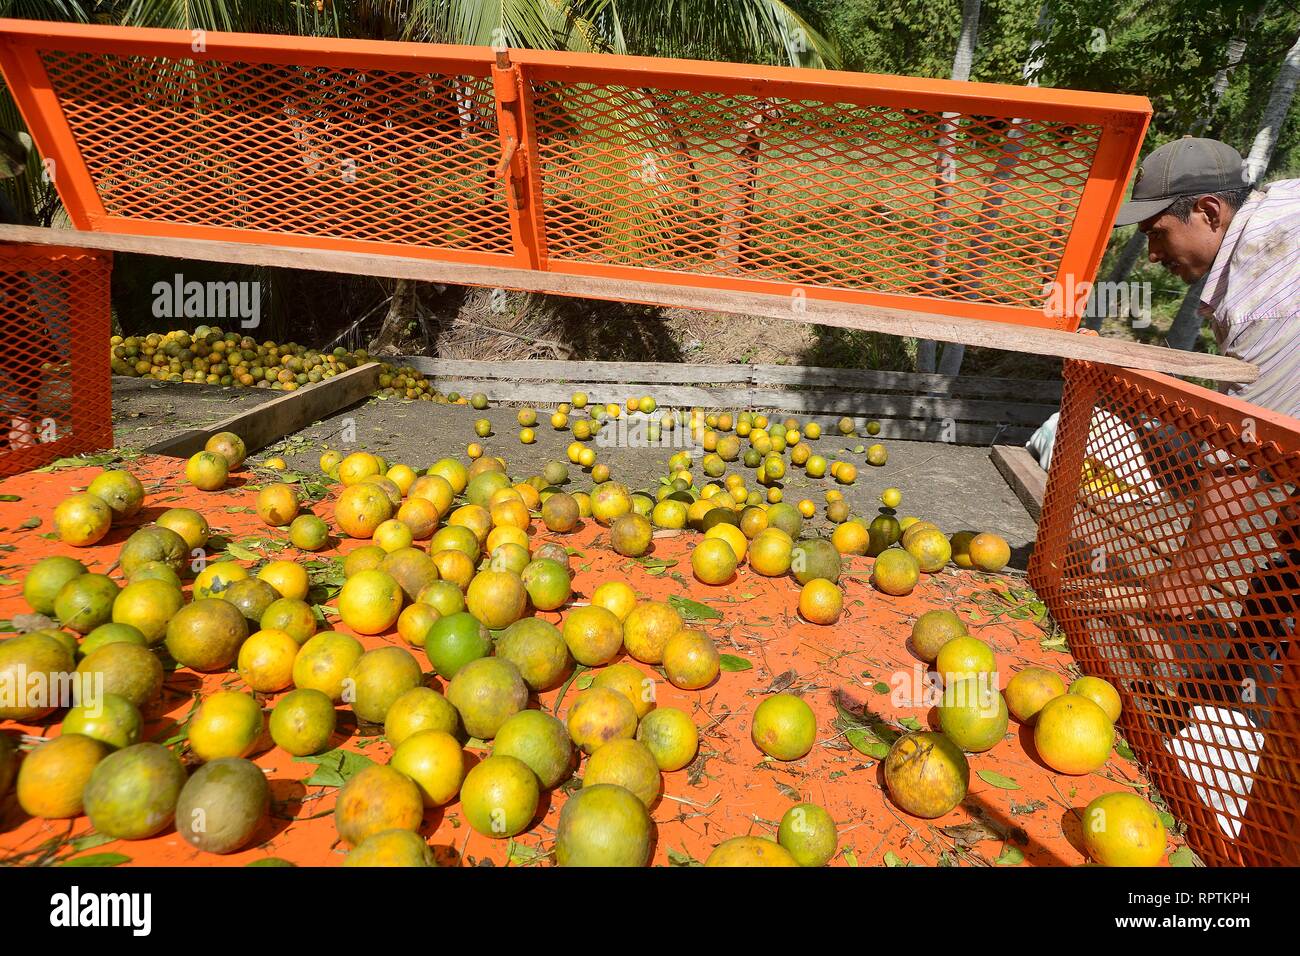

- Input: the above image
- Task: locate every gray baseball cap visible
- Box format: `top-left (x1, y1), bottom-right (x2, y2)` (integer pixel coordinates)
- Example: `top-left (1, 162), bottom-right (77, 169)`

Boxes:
top-left (1114, 136), bottom-right (1247, 227)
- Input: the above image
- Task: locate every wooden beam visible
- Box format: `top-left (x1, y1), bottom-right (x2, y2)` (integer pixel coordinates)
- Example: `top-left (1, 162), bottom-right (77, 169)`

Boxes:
top-left (990, 445), bottom-right (1048, 520)
top-left (0, 224), bottom-right (1257, 383)
top-left (141, 362), bottom-right (382, 458)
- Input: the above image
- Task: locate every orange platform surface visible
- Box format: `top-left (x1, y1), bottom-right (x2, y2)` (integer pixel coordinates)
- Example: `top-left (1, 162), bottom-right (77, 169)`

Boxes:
top-left (0, 454), bottom-right (1171, 867)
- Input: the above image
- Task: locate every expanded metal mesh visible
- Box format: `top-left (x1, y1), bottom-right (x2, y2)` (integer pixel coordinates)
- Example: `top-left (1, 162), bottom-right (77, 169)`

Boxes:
top-left (0, 22), bottom-right (1149, 331)
top-left (40, 51), bottom-right (511, 255)
top-left (1030, 361), bottom-right (1300, 866)
top-left (531, 81), bottom-right (1099, 309)
top-left (0, 246), bottom-right (113, 475)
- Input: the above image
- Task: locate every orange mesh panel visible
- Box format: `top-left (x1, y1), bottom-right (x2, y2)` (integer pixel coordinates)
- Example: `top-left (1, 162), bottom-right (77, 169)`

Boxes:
top-left (0, 21), bottom-right (1150, 331)
top-left (530, 80), bottom-right (1100, 310)
top-left (1030, 361), bottom-right (1300, 866)
top-left (38, 51), bottom-right (511, 256)
top-left (0, 245), bottom-right (112, 476)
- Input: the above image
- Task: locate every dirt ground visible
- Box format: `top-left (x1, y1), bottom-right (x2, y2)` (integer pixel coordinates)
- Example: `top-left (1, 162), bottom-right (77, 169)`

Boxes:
top-left (0, 454), bottom-right (1170, 868)
top-left (112, 377), bottom-right (270, 450)
top-left (111, 381), bottom-right (1039, 567)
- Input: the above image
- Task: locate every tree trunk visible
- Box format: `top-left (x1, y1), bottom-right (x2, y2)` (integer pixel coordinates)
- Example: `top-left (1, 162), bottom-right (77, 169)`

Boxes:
top-left (1169, 26), bottom-right (1300, 348)
top-left (1106, 5), bottom-right (1260, 298)
top-left (918, 0), bottom-right (982, 374)
top-left (369, 278), bottom-right (417, 353)
top-left (936, 0), bottom-right (1050, 377)
top-left (1167, 275), bottom-right (1208, 350)
top-left (1243, 28), bottom-right (1300, 185)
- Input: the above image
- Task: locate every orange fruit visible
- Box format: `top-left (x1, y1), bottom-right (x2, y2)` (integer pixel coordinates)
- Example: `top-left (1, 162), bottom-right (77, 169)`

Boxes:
top-left (938, 677), bottom-right (1009, 752)
top-left (663, 630), bottom-right (720, 690)
top-left (583, 738), bottom-right (661, 806)
top-left (336, 568), bottom-right (402, 635)
top-left (871, 549), bottom-right (920, 596)
top-left (520, 558), bottom-right (571, 611)
top-left (205, 431), bottom-right (248, 469)
top-left (705, 523), bottom-right (748, 562)
top-left (969, 533), bottom-right (1011, 572)
top-left (910, 610), bottom-right (968, 662)
top-left (262, 598), bottom-right (318, 645)
top-left (156, 507), bottom-right (210, 550)
top-left (934, 635), bottom-right (997, 681)
top-left (289, 514), bottom-right (330, 551)
top-left (338, 452), bottom-right (382, 486)
top-left (459, 755), bottom-right (539, 838)
top-left (430, 524), bottom-right (480, 560)
top-left (334, 764), bottom-right (423, 846)
top-left (1081, 792), bottom-right (1167, 866)
top-left (397, 603), bottom-right (439, 648)
top-left (86, 469), bottom-right (145, 521)
top-left (566, 687), bottom-right (638, 754)
top-left (609, 513), bottom-right (653, 557)
top-left (797, 499), bottom-right (816, 519)
top-left (373, 518), bottom-right (415, 553)
top-left (409, 474), bottom-right (454, 516)
top-left (706, 836), bottom-right (799, 867)
top-left (431, 550), bottom-right (476, 591)
top-left (292, 632), bottom-right (365, 701)
top-left (591, 661), bottom-right (657, 718)
top-left (237, 628), bottom-right (299, 692)
top-left (799, 579), bottom-right (843, 625)
top-left (465, 570), bottom-right (528, 630)
top-left (257, 560), bottom-right (309, 601)
top-left (187, 690), bottom-right (265, 762)
top-left (691, 538), bottom-right (737, 586)
top-left (53, 493), bottom-right (113, 546)
top-left (623, 601), bottom-right (684, 665)
top-left (386, 464), bottom-right (418, 495)
top-left (949, 530), bottom-right (978, 568)
top-left (17, 734), bottom-right (107, 818)
top-left (636, 707), bottom-right (698, 771)
top-left (749, 528), bottom-right (794, 577)
top-left (334, 483), bottom-right (393, 539)
top-left (1005, 667), bottom-right (1067, 723)
top-left (186, 451), bottom-right (229, 491)
top-left (257, 483), bottom-right (299, 527)
top-left (751, 693), bottom-right (816, 760)
top-left (591, 581), bottom-right (637, 621)
top-left (427, 458), bottom-right (469, 495)
top-left (491, 498), bottom-right (531, 531)
top-left (905, 528), bottom-right (952, 573)
top-left (391, 730), bottom-right (466, 807)
top-left (486, 524), bottom-right (529, 555)
top-left (883, 731), bottom-right (969, 818)
top-left (830, 520), bottom-right (869, 556)
top-left (1069, 676), bottom-right (1122, 722)
top-left (561, 605), bottom-right (624, 667)
top-left (450, 504), bottom-right (492, 544)
top-left (1034, 694), bottom-right (1114, 775)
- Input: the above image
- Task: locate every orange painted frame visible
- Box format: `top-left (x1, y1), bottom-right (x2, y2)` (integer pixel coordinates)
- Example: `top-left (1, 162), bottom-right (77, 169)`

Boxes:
top-left (0, 18), bottom-right (1151, 332)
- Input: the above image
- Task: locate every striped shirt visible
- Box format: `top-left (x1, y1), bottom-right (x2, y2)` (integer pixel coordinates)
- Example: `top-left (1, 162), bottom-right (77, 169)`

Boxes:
top-left (1199, 178), bottom-right (1300, 418)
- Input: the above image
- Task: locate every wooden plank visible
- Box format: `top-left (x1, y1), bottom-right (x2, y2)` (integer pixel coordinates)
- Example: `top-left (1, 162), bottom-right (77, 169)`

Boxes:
top-left (142, 362), bottom-right (382, 458)
top-left (990, 445), bottom-right (1047, 520)
top-left (0, 225), bottom-right (1257, 384)
top-left (407, 358), bottom-right (754, 386)
top-left (747, 388), bottom-right (1054, 425)
top-left (749, 363), bottom-right (1064, 402)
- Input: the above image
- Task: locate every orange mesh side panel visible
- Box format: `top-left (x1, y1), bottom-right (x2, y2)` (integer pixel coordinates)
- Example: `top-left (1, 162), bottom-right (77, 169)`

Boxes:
top-left (38, 50), bottom-right (512, 256)
top-left (1030, 361), bottom-right (1300, 866)
top-left (0, 246), bottom-right (112, 475)
top-left (529, 79), bottom-right (1100, 311)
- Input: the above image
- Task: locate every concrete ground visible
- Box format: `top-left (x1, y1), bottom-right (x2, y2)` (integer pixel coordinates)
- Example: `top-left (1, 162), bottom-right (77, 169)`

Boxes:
top-left (112, 379), bottom-right (1038, 566)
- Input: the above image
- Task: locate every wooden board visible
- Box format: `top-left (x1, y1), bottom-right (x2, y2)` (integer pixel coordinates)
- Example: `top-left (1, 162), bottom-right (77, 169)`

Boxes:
top-left (991, 445), bottom-right (1048, 520)
top-left (0, 224), bottom-right (1257, 384)
top-left (748, 364), bottom-right (1064, 402)
top-left (142, 363), bottom-right (382, 458)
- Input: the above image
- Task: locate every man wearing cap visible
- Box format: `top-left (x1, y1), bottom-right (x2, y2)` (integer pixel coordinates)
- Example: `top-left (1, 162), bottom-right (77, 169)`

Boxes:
top-left (1114, 136), bottom-right (1300, 416)
top-left (1112, 137), bottom-right (1300, 859)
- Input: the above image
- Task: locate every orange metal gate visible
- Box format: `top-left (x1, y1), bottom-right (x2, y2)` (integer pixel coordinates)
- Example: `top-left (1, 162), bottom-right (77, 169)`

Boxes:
top-left (1030, 361), bottom-right (1300, 866)
top-left (0, 245), bottom-right (112, 475)
top-left (0, 19), bottom-right (1149, 333)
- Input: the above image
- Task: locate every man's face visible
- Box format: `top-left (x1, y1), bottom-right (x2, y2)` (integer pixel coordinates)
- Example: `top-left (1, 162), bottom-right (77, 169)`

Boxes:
top-left (1139, 196), bottom-right (1230, 283)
